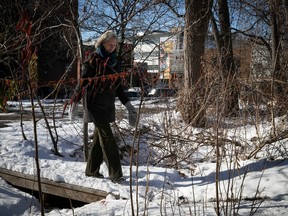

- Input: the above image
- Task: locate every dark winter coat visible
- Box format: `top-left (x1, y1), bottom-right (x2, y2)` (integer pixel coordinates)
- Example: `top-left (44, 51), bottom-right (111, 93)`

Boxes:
top-left (77, 45), bottom-right (129, 123)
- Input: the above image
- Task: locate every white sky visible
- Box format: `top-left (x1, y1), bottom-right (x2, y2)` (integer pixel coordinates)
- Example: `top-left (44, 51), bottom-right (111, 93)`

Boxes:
top-left (0, 99), bottom-right (287, 215)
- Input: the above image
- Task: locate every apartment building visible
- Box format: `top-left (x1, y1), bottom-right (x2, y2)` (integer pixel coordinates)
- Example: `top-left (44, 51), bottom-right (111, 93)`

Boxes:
top-left (134, 30), bottom-right (184, 88)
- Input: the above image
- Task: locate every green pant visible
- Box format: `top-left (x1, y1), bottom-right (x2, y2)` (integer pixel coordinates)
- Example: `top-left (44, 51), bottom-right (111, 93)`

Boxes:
top-left (85, 121), bottom-right (123, 179)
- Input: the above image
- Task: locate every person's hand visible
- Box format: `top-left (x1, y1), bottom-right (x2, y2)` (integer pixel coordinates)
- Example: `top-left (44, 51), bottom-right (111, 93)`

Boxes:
top-left (68, 102), bottom-right (78, 121)
top-left (124, 101), bottom-right (137, 127)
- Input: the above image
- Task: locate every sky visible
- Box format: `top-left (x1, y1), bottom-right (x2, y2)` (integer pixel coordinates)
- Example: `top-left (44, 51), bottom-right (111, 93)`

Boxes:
top-left (0, 99), bottom-right (287, 215)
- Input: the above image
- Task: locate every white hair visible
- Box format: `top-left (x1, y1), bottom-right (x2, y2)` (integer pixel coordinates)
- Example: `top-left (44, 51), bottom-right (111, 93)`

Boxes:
top-left (95, 30), bottom-right (118, 48)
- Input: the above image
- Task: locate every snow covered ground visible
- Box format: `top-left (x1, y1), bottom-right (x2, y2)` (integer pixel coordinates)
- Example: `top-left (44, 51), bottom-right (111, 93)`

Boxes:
top-left (0, 99), bottom-right (287, 215)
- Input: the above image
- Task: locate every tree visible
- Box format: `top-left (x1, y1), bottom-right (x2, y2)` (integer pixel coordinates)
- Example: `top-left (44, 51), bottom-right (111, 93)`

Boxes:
top-left (1, 2), bottom-right (80, 213)
top-left (231, 0), bottom-right (288, 115)
top-left (0, 0), bottom-right (80, 154)
top-left (269, 0), bottom-right (284, 92)
top-left (0, 0), bottom-right (79, 100)
top-left (211, 0), bottom-right (238, 116)
top-left (177, 0), bottom-right (212, 126)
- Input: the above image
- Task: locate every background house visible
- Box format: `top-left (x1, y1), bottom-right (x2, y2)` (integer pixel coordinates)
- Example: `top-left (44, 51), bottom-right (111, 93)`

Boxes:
top-left (134, 31), bottom-right (174, 88)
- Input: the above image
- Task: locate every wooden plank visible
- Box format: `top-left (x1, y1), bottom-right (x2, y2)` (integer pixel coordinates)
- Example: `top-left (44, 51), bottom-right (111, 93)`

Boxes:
top-left (0, 167), bottom-right (111, 203)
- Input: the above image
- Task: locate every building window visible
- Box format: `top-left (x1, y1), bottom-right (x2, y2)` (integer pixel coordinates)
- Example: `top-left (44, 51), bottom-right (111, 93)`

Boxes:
top-left (148, 65), bottom-right (159, 71)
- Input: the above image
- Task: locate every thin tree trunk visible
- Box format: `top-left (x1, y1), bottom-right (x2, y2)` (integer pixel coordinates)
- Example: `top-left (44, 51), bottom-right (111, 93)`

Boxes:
top-left (19, 99), bottom-right (27, 140)
top-left (270, 0), bottom-right (283, 92)
top-left (83, 121), bottom-right (89, 161)
top-left (28, 84), bottom-right (45, 216)
top-left (218, 0), bottom-right (238, 115)
top-left (283, 0), bottom-right (288, 30)
top-left (35, 95), bottom-right (63, 157)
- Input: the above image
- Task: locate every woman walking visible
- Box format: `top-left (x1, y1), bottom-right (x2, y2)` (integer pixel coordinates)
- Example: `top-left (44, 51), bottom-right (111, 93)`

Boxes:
top-left (75, 30), bottom-right (137, 183)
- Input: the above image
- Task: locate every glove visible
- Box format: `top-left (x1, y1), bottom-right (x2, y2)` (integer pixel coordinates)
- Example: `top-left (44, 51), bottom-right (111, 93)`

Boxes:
top-left (124, 101), bottom-right (137, 127)
top-left (68, 102), bottom-right (78, 121)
